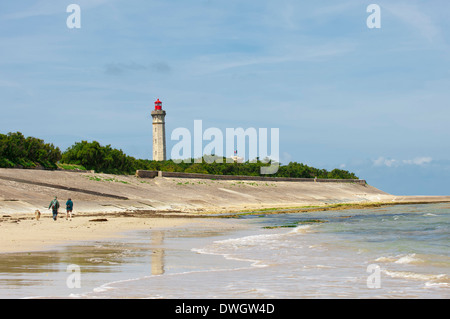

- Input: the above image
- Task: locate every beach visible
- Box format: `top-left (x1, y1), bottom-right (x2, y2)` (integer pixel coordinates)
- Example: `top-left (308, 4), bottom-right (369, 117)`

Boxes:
top-left (0, 167), bottom-right (391, 254)
top-left (0, 168), bottom-right (449, 299)
top-left (0, 203), bottom-right (448, 299)
top-left (0, 215), bottom-right (247, 299)
top-left (1, 167), bottom-right (449, 255)
top-left (0, 212), bottom-right (217, 254)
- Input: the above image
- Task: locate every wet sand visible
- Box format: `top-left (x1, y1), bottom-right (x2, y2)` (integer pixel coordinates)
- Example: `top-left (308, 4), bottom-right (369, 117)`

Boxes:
top-left (0, 218), bottom-right (247, 298)
top-left (0, 213), bottom-right (249, 298)
top-left (0, 212), bottom-right (220, 254)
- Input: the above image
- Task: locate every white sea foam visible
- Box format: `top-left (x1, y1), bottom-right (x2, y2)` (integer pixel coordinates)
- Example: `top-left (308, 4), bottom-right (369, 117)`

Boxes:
top-left (192, 246), bottom-right (268, 268)
top-left (88, 275), bottom-right (152, 296)
top-left (214, 233), bottom-right (283, 247)
top-left (93, 286), bottom-right (113, 293)
top-left (209, 224), bottom-right (311, 249)
top-left (395, 254), bottom-right (423, 265)
top-left (383, 270), bottom-right (449, 283)
top-left (288, 224), bottom-right (312, 234)
top-left (190, 225), bottom-right (312, 270)
top-left (302, 264), bottom-right (335, 269)
top-left (375, 254), bottom-right (423, 265)
top-left (424, 281), bottom-right (449, 288)
top-left (375, 256), bottom-right (397, 263)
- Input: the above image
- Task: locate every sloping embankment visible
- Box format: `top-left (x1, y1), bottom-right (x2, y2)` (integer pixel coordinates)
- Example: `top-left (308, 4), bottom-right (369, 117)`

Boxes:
top-left (0, 168), bottom-right (448, 215)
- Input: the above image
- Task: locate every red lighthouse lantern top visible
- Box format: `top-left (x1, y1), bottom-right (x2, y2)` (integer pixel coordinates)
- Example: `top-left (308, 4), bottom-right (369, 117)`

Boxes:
top-left (154, 98), bottom-right (162, 110)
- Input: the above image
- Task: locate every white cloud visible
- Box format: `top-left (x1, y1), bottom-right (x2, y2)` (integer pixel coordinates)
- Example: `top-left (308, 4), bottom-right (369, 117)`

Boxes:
top-left (373, 156), bottom-right (432, 167)
top-left (402, 157), bottom-right (432, 165)
top-left (373, 157), bottom-right (398, 167)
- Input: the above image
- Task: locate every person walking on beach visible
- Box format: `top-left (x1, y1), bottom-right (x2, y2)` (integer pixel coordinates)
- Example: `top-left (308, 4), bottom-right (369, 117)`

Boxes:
top-left (48, 196), bottom-right (60, 221)
top-left (66, 198), bottom-right (74, 220)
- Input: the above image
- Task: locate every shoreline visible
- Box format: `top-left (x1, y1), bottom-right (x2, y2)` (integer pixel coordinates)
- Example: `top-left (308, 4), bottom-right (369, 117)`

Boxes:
top-left (0, 168), bottom-right (448, 254)
top-left (1, 200), bottom-right (449, 255)
top-left (216, 199), bottom-right (450, 216)
top-left (0, 213), bottom-right (220, 254)
top-left (0, 201), bottom-right (448, 299)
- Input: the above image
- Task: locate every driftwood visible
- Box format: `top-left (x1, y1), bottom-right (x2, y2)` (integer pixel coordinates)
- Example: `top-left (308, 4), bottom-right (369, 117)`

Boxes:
top-left (89, 218), bottom-right (108, 222)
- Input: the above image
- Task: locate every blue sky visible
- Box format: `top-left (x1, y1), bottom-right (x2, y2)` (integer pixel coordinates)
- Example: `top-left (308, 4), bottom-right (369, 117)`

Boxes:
top-left (1, 0), bottom-right (449, 195)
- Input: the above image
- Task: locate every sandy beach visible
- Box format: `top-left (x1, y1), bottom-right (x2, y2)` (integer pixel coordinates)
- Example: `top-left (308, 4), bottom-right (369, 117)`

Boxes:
top-left (0, 169), bottom-right (448, 299)
top-left (1, 168), bottom-right (449, 254)
top-left (0, 213), bottom-right (219, 254)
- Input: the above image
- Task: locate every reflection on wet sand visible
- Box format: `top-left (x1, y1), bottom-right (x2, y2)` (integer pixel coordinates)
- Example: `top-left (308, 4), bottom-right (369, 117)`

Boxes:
top-left (151, 231), bottom-right (165, 275)
top-left (0, 229), bottom-right (170, 297)
top-left (0, 226), bottom-right (227, 298)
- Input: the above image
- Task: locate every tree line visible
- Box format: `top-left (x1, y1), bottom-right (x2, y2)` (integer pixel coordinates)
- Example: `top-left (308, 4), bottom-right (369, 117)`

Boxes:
top-left (0, 132), bottom-right (358, 179)
top-left (0, 132), bottom-right (62, 169)
top-left (136, 157), bottom-right (358, 179)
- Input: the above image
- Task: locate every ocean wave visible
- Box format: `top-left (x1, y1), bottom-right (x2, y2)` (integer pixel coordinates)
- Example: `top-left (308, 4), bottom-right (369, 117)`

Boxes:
top-left (302, 264), bottom-right (336, 269)
top-left (212, 224), bottom-right (312, 248)
top-left (375, 256), bottom-right (396, 263)
top-left (190, 227), bottom-right (309, 269)
top-left (79, 275), bottom-right (157, 298)
top-left (383, 269), bottom-right (449, 285)
top-left (213, 234), bottom-right (282, 247)
top-left (288, 225), bottom-right (312, 234)
top-left (424, 281), bottom-right (449, 288)
top-left (192, 246), bottom-right (269, 268)
top-left (395, 254), bottom-right (423, 264)
top-left (375, 254), bottom-right (424, 265)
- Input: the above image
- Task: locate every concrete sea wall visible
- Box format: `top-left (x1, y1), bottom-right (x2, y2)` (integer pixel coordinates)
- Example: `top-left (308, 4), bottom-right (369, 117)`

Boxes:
top-left (135, 170), bottom-right (367, 185)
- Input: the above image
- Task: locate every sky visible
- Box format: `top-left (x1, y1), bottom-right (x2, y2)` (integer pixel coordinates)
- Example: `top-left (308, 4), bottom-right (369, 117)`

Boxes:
top-left (0, 0), bottom-right (449, 195)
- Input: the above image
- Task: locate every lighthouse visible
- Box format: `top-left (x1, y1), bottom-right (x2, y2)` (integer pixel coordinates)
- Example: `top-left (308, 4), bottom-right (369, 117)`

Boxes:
top-left (151, 98), bottom-right (166, 161)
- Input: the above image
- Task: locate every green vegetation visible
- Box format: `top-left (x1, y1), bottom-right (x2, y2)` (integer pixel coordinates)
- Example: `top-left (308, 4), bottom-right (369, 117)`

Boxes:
top-left (228, 202), bottom-right (388, 218)
top-left (60, 140), bottom-right (358, 178)
top-left (56, 163), bottom-right (87, 171)
top-left (0, 133), bottom-right (358, 180)
top-left (61, 140), bottom-right (137, 174)
top-left (0, 132), bottom-right (61, 169)
top-left (136, 156), bottom-right (358, 179)
top-left (84, 175), bottom-right (129, 184)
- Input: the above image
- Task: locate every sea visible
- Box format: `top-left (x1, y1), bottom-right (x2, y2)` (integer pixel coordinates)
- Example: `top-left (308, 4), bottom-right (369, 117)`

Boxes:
top-left (0, 203), bottom-right (448, 299)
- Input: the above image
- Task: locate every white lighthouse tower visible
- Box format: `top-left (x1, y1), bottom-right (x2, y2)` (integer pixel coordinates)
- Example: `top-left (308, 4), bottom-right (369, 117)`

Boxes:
top-left (151, 98), bottom-right (166, 161)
